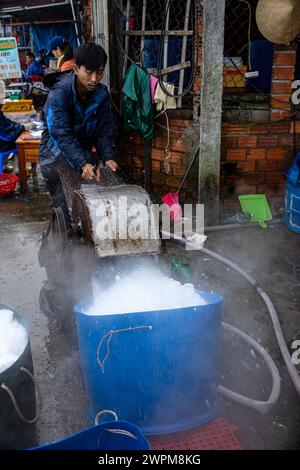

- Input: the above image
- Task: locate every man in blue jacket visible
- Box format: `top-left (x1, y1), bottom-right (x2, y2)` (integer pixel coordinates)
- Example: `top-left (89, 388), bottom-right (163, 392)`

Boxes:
top-left (0, 111), bottom-right (36, 153)
top-left (39, 42), bottom-right (118, 216)
top-left (23, 51), bottom-right (44, 80)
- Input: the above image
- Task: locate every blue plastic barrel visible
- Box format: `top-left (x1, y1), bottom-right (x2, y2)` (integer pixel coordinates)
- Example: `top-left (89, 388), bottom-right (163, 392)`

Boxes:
top-left (246, 40), bottom-right (274, 93)
top-left (74, 291), bottom-right (222, 435)
top-left (284, 182), bottom-right (300, 234)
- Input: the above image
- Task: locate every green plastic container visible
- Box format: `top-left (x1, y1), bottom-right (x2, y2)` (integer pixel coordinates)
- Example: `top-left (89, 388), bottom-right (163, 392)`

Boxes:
top-left (238, 194), bottom-right (272, 228)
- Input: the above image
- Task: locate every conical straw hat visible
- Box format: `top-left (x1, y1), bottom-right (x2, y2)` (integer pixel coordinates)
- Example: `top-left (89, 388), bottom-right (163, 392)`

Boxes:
top-left (256, 0), bottom-right (300, 44)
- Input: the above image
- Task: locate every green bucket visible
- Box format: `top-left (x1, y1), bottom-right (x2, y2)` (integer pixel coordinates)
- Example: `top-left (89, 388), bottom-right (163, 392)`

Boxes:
top-left (238, 194), bottom-right (272, 229)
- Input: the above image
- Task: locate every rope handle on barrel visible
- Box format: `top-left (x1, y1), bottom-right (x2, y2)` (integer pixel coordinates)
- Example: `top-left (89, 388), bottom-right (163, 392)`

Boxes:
top-left (1, 366), bottom-right (42, 424)
top-left (94, 410), bottom-right (139, 441)
top-left (97, 325), bottom-right (153, 373)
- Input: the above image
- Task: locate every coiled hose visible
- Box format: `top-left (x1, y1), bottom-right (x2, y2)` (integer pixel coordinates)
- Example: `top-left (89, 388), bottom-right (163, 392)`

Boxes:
top-left (162, 230), bottom-right (300, 411)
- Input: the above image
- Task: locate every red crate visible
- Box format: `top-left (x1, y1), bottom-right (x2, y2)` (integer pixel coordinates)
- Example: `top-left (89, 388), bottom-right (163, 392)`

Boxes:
top-left (149, 419), bottom-right (242, 450)
top-left (0, 174), bottom-right (18, 196)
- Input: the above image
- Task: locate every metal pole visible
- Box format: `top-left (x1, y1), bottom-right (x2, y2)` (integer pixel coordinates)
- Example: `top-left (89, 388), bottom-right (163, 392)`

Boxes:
top-left (70, 0), bottom-right (80, 46)
top-left (144, 140), bottom-right (152, 195)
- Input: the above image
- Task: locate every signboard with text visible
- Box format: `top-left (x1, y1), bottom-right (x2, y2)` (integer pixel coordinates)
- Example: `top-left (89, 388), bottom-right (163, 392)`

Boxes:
top-left (0, 37), bottom-right (22, 80)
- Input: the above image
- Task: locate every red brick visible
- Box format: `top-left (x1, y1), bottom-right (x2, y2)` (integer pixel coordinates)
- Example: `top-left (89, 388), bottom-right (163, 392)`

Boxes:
top-left (243, 174), bottom-right (265, 184)
top-left (271, 95), bottom-right (291, 109)
top-left (273, 51), bottom-right (296, 66)
top-left (223, 199), bottom-right (241, 210)
top-left (271, 81), bottom-right (292, 94)
top-left (172, 165), bottom-right (188, 177)
top-left (165, 175), bottom-right (183, 190)
top-left (222, 123), bottom-right (248, 135)
top-left (265, 173), bottom-right (285, 184)
top-left (169, 119), bottom-right (191, 128)
top-left (258, 160), bottom-right (277, 172)
top-left (272, 66), bottom-right (295, 80)
top-left (226, 175), bottom-right (238, 186)
top-left (151, 160), bottom-right (161, 171)
top-left (151, 173), bottom-right (166, 185)
top-left (277, 158), bottom-right (293, 171)
top-left (246, 149), bottom-right (266, 160)
top-left (237, 161), bottom-right (256, 172)
top-left (271, 110), bottom-right (292, 121)
top-left (238, 136), bottom-right (257, 148)
top-left (221, 136), bottom-right (238, 148)
top-left (134, 145), bottom-right (148, 158)
top-left (193, 79), bottom-right (201, 92)
top-left (132, 156), bottom-right (144, 168)
top-left (235, 183), bottom-right (258, 195)
top-left (257, 135), bottom-right (278, 147)
top-left (151, 148), bottom-right (183, 165)
top-left (278, 134), bottom-right (294, 146)
top-left (226, 149), bottom-right (247, 161)
top-left (290, 121), bottom-right (300, 133)
top-left (269, 122), bottom-right (290, 133)
top-left (248, 124), bottom-right (269, 135)
top-left (155, 136), bottom-right (187, 153)
top-left (267, 148), bottom-right (287, 159)
top-left (219, 187), bottom-right (228, 199)
top-left (258, 183), bottom-right (285, 196)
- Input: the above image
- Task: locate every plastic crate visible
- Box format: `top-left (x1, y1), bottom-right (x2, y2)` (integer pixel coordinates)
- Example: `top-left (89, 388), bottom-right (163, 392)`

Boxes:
top-left (0, 174), bottom-right (18, 196)
top-left (1, 100), bottom-right (33, 112)
top-left (223, 66), bottom-right (247, 88)
top-left (149, 418), bottom-right (242, 450)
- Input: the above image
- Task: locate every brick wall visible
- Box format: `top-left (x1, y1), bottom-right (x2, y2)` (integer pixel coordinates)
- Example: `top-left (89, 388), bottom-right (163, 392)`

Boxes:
top-left (119, 118), bottom-right (195, 201)
top-left (221, 121), bottom-right (295, 209)
top-left (220, 45), bottom-right (297, 209)
top-left (118, 20), bottom-right (298, 210)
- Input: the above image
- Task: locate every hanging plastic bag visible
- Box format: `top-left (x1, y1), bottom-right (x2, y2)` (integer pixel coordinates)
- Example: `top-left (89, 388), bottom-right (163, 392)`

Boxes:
top-left (286, 153), bottom-right (300, 187)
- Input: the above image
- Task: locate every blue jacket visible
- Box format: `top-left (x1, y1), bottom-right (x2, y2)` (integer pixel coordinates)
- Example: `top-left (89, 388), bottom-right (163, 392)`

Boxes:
top-left (23, 60), bottom-right (44, 79)
top-left (41, 72), bottom-right (117, 172)
top-left (0, 110), bottom-right (24, 144)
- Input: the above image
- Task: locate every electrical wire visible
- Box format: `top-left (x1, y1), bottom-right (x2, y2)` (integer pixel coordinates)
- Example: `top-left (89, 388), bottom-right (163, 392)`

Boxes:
top-left (156, 0), bottom-right (200, 98)
top-left (239, 0), bottom-right (252, 71)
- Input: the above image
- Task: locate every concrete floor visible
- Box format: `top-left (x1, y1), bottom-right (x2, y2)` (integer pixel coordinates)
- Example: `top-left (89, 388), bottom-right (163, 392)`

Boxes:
top-left (0, 172), bottom-right (300, 450)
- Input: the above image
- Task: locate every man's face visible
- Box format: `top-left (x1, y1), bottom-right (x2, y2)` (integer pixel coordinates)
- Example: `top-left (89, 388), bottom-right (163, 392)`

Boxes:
top-left (73, 64), bottom-right (104, 92)
top-left (52, 48), bottom-right (59, 59)
top-left (25, 55), bottom-right (33, 66)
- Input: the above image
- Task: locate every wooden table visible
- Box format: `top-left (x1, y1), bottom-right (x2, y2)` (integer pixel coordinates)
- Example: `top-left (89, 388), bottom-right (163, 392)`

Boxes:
top-left (16, 132), bottom-right (40, 193)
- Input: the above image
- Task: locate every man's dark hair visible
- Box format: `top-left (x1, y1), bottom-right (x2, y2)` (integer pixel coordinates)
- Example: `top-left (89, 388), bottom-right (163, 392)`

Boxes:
top-left (74, 42), bottom-right (107, 70)
top-left (26, 51), bottom-right (35, 59)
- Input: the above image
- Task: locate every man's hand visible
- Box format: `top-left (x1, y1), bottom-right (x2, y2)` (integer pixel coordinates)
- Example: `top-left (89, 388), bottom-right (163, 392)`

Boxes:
top-left (105, 160), bottom-right (118, 172)
top-left (81, 163), bottom-right (100, 181)
top-left (24, 122), bottom-right (37, 131)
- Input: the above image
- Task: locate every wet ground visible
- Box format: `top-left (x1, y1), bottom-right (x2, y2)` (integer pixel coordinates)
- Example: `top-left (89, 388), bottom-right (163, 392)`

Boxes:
top-left (0, 171), bottom-right (300, 450)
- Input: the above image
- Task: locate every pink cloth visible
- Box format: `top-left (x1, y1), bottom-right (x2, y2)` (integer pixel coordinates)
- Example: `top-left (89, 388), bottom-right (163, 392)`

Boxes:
top-left (149, 75), bottom-right (159, 104)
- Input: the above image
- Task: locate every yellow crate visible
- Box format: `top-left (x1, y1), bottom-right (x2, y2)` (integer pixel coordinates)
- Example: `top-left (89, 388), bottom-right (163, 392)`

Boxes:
top-left (223, 66), bottom-right (247, 88)
top-left (1, 100), bottom-right (33, 112)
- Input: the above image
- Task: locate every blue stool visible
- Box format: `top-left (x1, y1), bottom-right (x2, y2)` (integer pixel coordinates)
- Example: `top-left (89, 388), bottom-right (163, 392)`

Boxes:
top-left (0, 148), bottom-right (17, 173)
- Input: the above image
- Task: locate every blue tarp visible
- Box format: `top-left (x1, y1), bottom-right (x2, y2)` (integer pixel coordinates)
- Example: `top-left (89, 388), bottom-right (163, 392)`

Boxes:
top-left (30, 23), bottom-right (78, 58)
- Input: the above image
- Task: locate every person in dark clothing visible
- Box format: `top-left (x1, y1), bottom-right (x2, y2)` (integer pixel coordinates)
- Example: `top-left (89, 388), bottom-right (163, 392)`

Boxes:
top-left (23, 51), bottom-right (44, 80)
top-left (39, 42), bottom-right (118, 217)
top-left (0, 110), bottom-right (35, 153)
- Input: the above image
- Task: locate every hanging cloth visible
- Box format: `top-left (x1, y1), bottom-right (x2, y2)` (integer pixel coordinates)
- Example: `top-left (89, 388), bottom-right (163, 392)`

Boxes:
top-left (149, 75), bottom-right (159, 103)
top-left (122, 64), bottom-right (154, 141)
top-left (154, 81), bottom-right (177, 111)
